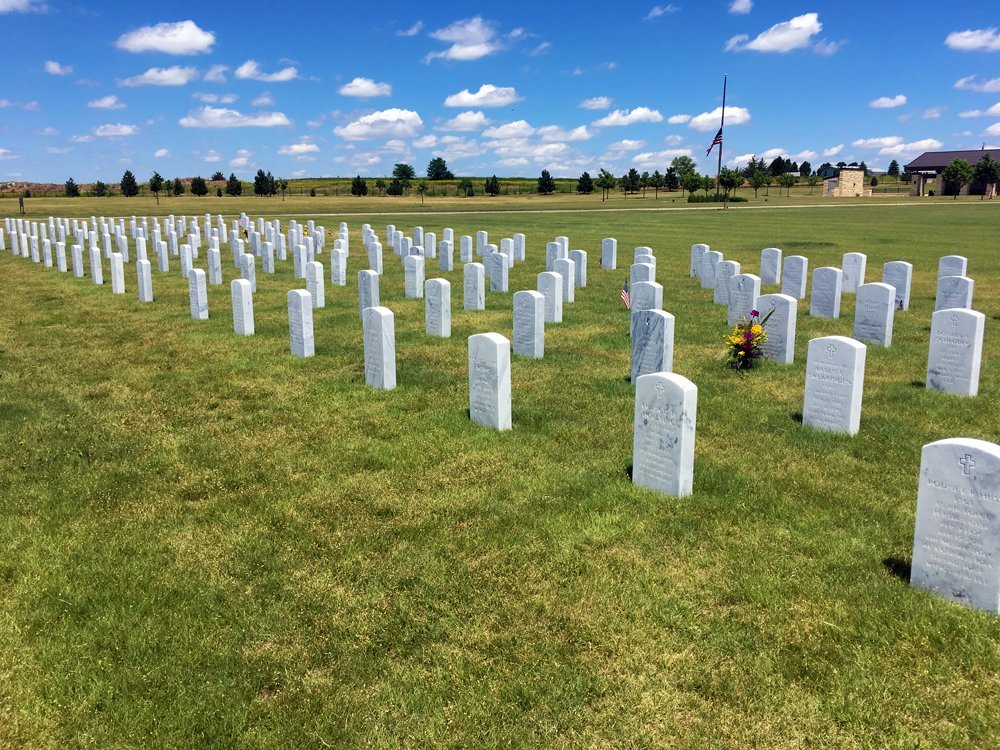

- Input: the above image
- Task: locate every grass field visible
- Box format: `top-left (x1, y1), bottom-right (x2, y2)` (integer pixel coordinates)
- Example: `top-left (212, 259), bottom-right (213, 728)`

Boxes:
top-left (1, 199), bottom-right (998, 749)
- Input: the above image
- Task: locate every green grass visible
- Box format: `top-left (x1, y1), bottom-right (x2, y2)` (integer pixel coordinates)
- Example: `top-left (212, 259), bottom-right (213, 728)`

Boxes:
top-left (1, 201), bottom-right (998, 749)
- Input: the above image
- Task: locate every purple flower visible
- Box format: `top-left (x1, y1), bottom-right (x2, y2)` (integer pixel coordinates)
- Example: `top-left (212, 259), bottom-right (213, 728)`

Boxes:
top-left (750, 309), bottom-right (760, 317)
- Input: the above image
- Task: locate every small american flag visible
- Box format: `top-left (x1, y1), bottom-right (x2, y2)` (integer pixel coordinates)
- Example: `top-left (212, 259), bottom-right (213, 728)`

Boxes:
top-left (706, 128), bottom-right (723, 155)
top-left (620, 280), bottom-right (631, 310)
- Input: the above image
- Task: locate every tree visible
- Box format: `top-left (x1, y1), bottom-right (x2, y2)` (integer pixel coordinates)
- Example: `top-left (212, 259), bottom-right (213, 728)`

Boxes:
top-left (392, 163), bottom-right (415, 193)
top-left (426, 157), bottom-right (453, 180)
top-left (768, 157), bottom-right (786, 177)
top-left (147, 172), bottom-right (163, 204)
top-left (702, 175), bottom-right (714, 195)
top-left (941, 158), bottom-right (974, 198)
top-left (171, 178), bottom-right (184, 197)
top-left (190, 176), bottom-right (208, 196)
top-left (279, 179), bottom-right (288, 199)
top-left (457, 177), bottom-right (474, 196)
top-left (64, 177), bottom-right (80, 198)
top-left (682, 172), bottom-right (702, 197)
top-left (718, 166), bottom-right (742, 199)
top-left (484, 174), bottom-right (501, 196)
top-left (537, 169), bottom-right (556, 195)
top-left (870, 176), bottom-right (878, 188)
top-left (373, 179), bottom-right (385, 196)
top-left (778, 173), bottom-right (798, 196)
top-left (799, 161), bottom-right (812, 178)
top-left (386, 178), bottom-right (404, 196)
top-left (416, 179), bottom-right (429, 204)
top-left (859, 161), bottom-right (869, 176)
top-left (836, 161), bottom-right (847, 170)
top-left (120, 170), bottom-right (139, 197)
top-left (670, 155), bottom-right (697, 179)
top-left (639, 171), bottom-right (650, 197)
top-left (310, 188), bottom-right (316, 197)
top-left (748, 169), bottom-right (768, 198)
top-left (576, 171), bottom-right (594, 194)
top-left (226, 172), bottom-right (242, 197)
top-left (253, 169), bottom-right (271, 196)
top-left (595, 169), bottom-right (616, 201)
top-left (216, 188), bottom-right (223, 197)
top-left (973, 153), bottom-right (1000, 199)
top-left (211, 171), bottom-right (225, 182)
top-left (664, 167), bottom-right (679, 192)
top-left (620, 168), bottom-right (641, 197)
top-left (93, 181), bottom-right (108, 197)
top-left (887, 160), bottom-right (900, 178)
top-left (351, 175), bottom-right (368, 196)
top-left (649, 170), bottom-right (664, 198)
top-left (807, 175), bottom-right (820, 194)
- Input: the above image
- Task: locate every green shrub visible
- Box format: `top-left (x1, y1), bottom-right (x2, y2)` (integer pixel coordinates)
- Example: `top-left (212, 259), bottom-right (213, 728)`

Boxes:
top-left (687, 194), bottom-right (748, 203)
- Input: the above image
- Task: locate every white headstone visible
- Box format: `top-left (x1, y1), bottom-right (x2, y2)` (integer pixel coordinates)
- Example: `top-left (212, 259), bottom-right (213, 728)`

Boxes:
top-left (760, 247), bottom-right (782, 285)
top-left (755, 293), bottom-right (797, 364)
top-left (55, 241), bottom-right (67, 273)
top-left (810, 267), bottom-right (843, 318)
top-left (330, 248), bottom-right (347, 286)
top-left (424, 231), bottom-right (437, 259)
top-left (713, 260), bottom-right (741, 306)
top-left (305, 261), bottom-right (325, 308)
top-left (425, 278), bottom-right (451, 337)
top-left (439, 240), bottom-right (454, 272)
top-left (362, 306), bottom-right (396, 389)
top-left (630, 262), bottom-right (655, 290)
top-left (136, 259), bottom-right (153, 302)
top-left (938, 255), bottom-right (968, 279)
top-left (882, 261), bottom-right (912, 311)
top-left (358, 270), bottom-right (380, 315)
top-left (926, 308), bottom-right (985, 397)
top-left (207, 247), bottom-right (222, 285)
top-left (262, 242), bottom-right (275, 274)
top-left (490, 253), bottom-right (509, 292)
top-left (911, 437), bottom-right (1000, 614)
top-left (803, 336), bottom-right (866, 435)
top-left (468, 333), bottom-right (512, 431)
top-left (537, 271), bottom-right (563, 323)
top-left (632, 372), bottom-right (697, 497)
top-left (513, 290), bottom-right (544, 359)
top-left (239, 253), bottom-right (257, 293)
top-left (700, 251), bottom-right (722, 290)
top-left (553, 258), bottom-right (575, 303)
top-left (602, 238), bottom-right (618, 270)
top-left (287, 289), bottom-right (314, 357)
top-left (841, 251), bottom-right (867, 293)
top-left (189, 268), bottom-right (208, 319)
top-left (513, 233), bottom-right (525, 262)
top-left (728, 273), bottom-right (761, 326)
top-left (366, 241), bottom-right (383, 275)
top-left (476, 230), bottom-right (488, 256)
top-left (71, 244), bottom-right (84, 277)
top-left (404, 255), bottom-right (425, 299)
top-left (630, 281), bottom-right (663, 338)
top-left (460, 235), bottom-right (473, 263)
top-left (156, 240), bottom-right (169, 272)
top-left (569, 249), bottom-right (587, 288)
top-left (935, 275), bottom-right (974, 312)
top-left (180, 244), bottom-right (192, 279)
top-left (545, 241), bottom-right (566, 272)
top-left (781, 255), bottom-right (808, 299)
top-left (463, 263), bottom-right (485, 311)
top-left (631, 310), bottom-right (675, 383)
top-left (109, 252), bottom-right (125, 294)
top-left (690, 244), bottom-right (707, 278)
top-left (853, 282), bottom-right (895, 347)
top-left (231, 279), bottom-right (254, 335)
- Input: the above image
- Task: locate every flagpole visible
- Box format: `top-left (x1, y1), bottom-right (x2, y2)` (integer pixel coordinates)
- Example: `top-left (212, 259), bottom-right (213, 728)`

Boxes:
top-left (716, 74), bottom-right (727, 196)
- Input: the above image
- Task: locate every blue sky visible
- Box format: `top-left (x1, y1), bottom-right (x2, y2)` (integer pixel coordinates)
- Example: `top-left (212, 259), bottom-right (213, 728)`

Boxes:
top-left (2, 0), bottom-right (1000, 182)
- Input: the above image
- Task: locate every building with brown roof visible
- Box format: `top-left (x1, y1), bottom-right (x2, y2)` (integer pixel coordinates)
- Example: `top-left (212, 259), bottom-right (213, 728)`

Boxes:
top-left (904, 148), bottom-right (1000, 197)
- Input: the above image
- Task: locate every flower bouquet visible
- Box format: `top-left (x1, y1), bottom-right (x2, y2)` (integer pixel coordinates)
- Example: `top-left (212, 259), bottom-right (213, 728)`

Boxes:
top-left (725, 308), bottom-right (773, 371)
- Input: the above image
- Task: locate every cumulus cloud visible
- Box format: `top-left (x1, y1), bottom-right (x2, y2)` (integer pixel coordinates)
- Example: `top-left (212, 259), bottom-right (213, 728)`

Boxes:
top-left (35, 126), bottom-right (58, 135)
top-left (116, 20), bottom-right (215, 55)
top-left (954, 75), bottom-right (1000, 93)
top-left (69, 134), bottom-right (94, 143)
top-left (444, 84), bottom-right (521, 107)
top-left (729, 0), bottom-right (752, 14)
top-left (0, 0), bottom-right (47, 13)
top-left (592, 107), bottom-right (663, 127)
top-left (44, 60), bottom-right (72, 75)
top-left (607, 139), bottom-right (646, 152)
top-left (945, 28), bottom-right (1000, 52)
top-left (985, 123), bottom-right (1000, 136)
top-left (251, 93), bottom-right (274, 106)
top-left (234, 60), bottom-right (298, 83)
top-left (688, 106), bottom-right (750, 131)
top-left (425, 16), bottom-right (504, 63)
top-left (203, 64), bottom-right (228, 83)
top-left (203, 150), bottom-right (222, 163)
top-left (154, 148), bottom-right (170, 157)
top-left (579, 96), bottom-right (612, 110)
top-left (644, 5), bottom-right (678, 20)
top-left (439, 110), bottom-right (491, 131)
top-left (434, 135), bottom-right (485, 159)
top-left (632, 148), bottom-right (693, 166)
top-left (413, 134), bottom-right (438, 148)
top-left (823, 144), bottom-right (844, 156)
top-left (46, 146), bottom-right (72, 154)
top-left (120, 66), bottom-right (199, 87)
top-left (334, 108), bottom-right (423, 140)
top-left (959, 103), bottom-right (1000, 118)
top-left (870, 94), bottom-right (907, 108)
top-left (88, 94), bottom-right (126, 109)
top-left (397, 20), bottom-right (423, 37)
top-left (278, 142), bottom-right (320, 156)
top-left (0, 148), bottom-right (17, 159)
top-left (483, 120), bottom-right (535, 139)
top-left (93, 123), bottom-right (138, 137)
top-left (878, 138), bottom-right (943, 156)
top-left (179, 106), bottom-right (291, 128)
top-left (667, 113), bottom-right (691, 124)
top-left (338, 77), bottom-right (392, 98)
top-left (537, 125), bottom-right (592, 142)
top-left (193, 92), bottom-right (237, 104)
top-left (230, 149), bottom-right (252, 167)
top-left (725, 12), bottom-right (822, 53)
top-left (852, 136), bottom-right (902, 149)
top-left (923, 106), bottom-right (945, 119)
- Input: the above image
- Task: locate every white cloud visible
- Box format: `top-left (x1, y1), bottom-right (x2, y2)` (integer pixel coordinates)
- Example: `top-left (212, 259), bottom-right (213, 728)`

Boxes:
top-left (498, 157), bottom-right (529, 167)
top-left (483, 120), bottom-right (535, 139)
top-left (537, 125), bottom-right (592, 142)
top-left (579, 96), bottom-right (612, 110)
top-left (870, 94), bottom-right (907, 109)
top-left (278, 142), bottom-right (320, 156)
top-left (852, 136), bottom-right (902, 149)
top-left (439, 110), bottom-right (491, 131)
top-left (44, 60), bottom-right (72, 75)
top-left (954, 75), bottom-right (1000, 93)
top-left (823, 144), bottom-right (844, 156)
top-left (923, 106), bottom-right (945, 119)
top-left (193, 92), bottom-right (237, 104)
top-left (234, 60), bottom-right (298, 83)
top-left (69, 134), bottom-right (94, 143)
top-left (230, 149), bottom-right (252, 167)
top-left (878, 138), bottom-right (943, 156)
top-left (292, 170), bottom-right (308, 177)
top-left (572, 66), bottom-right (584, 76)
top-left (34, 126), bottom-right (57, 136)
top-left (425, 16), bottom-right (503, 62)
top-left (729, 153), bottom-right (755, 167)
top-left (644, 5), bottom-right (678, 20)
top-left (984, 122), bottom-right (1000, 136)
top-left (729, 0), bottom-right (752, 14)
top-left (0, 148), bottom-right (17, 160)
top-left (88, 94), bottom-right (126, 109)
top-left (203, 150), bottom-right (222, 163)
top-left (813, 39), bottom-right (844, 56)
top-left (688, 106), bottom-right (751, 131)
top-left (397, 20), bottom-right (423, 37)
top-left (203, 64), bottom-right (228, 83)
top-left (725, 12), bottom-right (822, 53)
top-left (116, 20), bottom-right (214, 55)
top-left (179, 106), bottom-right (291, 128)
top-left (0, 0), bottom-right (47, 13)
top-left (338, 77), bottom-right (392, 98)
top-left (667, 113), bottom-right (691, 124)
top-left (945, 28), bottom-right (1000, 52)
top-left (93, 123), bottom-right (138, 137)
top-left (334, 108), bottom-right (423, 140)
top-left (46, 146), bottom-right (72, 154)
top-left (959, 103), bottom-right (1000, 118)
top-left (154, 148), bottom-right (170, 157)
top-left (413, 135), bottom-right (438, 148)
top-left (251, 93), bottom-right (274, 107)
top-left (607, 139), bottom-right (646, 152)
top-left (119, 66), bottom-right (199, 87)
top-left (631, 148), bottom-right (692, 167)
top-left (793, 150), bottom-right (818, 161)
top-left (592, 107), bottom-right (663, 127)
top-left (444, 84), bottom-right (521, 108)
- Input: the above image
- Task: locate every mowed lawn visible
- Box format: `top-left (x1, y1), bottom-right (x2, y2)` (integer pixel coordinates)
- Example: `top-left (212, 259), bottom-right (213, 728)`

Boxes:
top-left (0, 200), bottom-right (998, 749)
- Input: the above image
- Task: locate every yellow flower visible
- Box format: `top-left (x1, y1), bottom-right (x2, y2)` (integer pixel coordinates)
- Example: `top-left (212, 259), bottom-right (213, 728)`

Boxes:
top-left (751, 324), bottom-right (763, 335)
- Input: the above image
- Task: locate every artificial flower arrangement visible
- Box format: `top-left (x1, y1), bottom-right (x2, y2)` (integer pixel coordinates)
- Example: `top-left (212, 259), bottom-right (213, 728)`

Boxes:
top-left (725, 308), bottom-right (773, 370)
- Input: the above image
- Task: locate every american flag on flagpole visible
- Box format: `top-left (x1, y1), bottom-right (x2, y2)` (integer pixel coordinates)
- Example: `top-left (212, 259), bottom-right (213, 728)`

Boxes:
top-left (620, 280), bottom-right (631, 310)
top-left (706, 127), bottom-right (723, 155)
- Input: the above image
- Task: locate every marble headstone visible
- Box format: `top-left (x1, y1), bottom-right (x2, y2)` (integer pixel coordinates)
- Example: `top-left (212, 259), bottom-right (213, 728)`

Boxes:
top-left (287, 289), bottom-right (314, 357)
top-left (602, 238), bottom-right (618, 270)
top-left (727, 273), bottom-right (761, 326)
top-left (760, 247), bottom-right (782, 285)
top-left (632, 372), bottom-right (697, 497)
top-left (630, 281), bottom-right (663, 339)
top-left (935, 276), bottom-right (974, 312)
top-left (853, 282), bottom-right (895, 347)
top-left (926, 308), bottom-right (985, 397)
top-left (713, 260), bottom-right (741, 306)
top-left (700, 251), bottom-right (722, 290)
top-left (136, 259), bottom-right (153, 302)
top-left (882, 261), bottom-right (913, 311)
top-left (404, 255), bottom-right (425, 299)
top-left (553, 257), bottom-right (575, 303)
top-left (189, 268), bottom-right (208, 320)
top-left (802, 335), bottom-right (866, 435)
top-left (781, 255), bottom-right (808, 299)
top-left (468, 333), bottom-right (512, 431)
top-left (938, 255), bottom-right (968, 279)
top-left (110, 252), bottom-right (125, 294)
top-left (425, 278), bottom-right (451, 338)
top-left (631, 309), bottom-right (675, 383)
top-left (569, 249), bottom-right (587, 288)
top-left (513, 290), bottom-right (544, 359)
top-left (306, 260), bottom-right (325, 308)
top-left (358, 269), bottom-right (380, 315)
top-left (537, 271), bottom-right (563, 323)
top-left (841, 251), bottom-right (867, 293)
top-left (810, 267), bottom-right (843, 318)
top-left (231, 278), bottom-right (254, 335)
top-left (439, 240), bottom-right (454, 272)
top-left (690, 244), bottom-right (707, 278)
top-left (463, 262), bottom-right (485, 310)
top-left (754, 293), bottom-right (797, 364)
top-left (362, 306), bottom-right (396, 389)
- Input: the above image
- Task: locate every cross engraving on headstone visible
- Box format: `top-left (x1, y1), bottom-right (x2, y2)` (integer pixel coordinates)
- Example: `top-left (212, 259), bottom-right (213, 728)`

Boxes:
top-left (655, 381), bottom-right (665, 399)
top-left (959, 454), bottom-right (976, 476)
top-left (950, 314), bottom-right (959, 326)
top-left (826, 344), bottom-right (837, 358)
